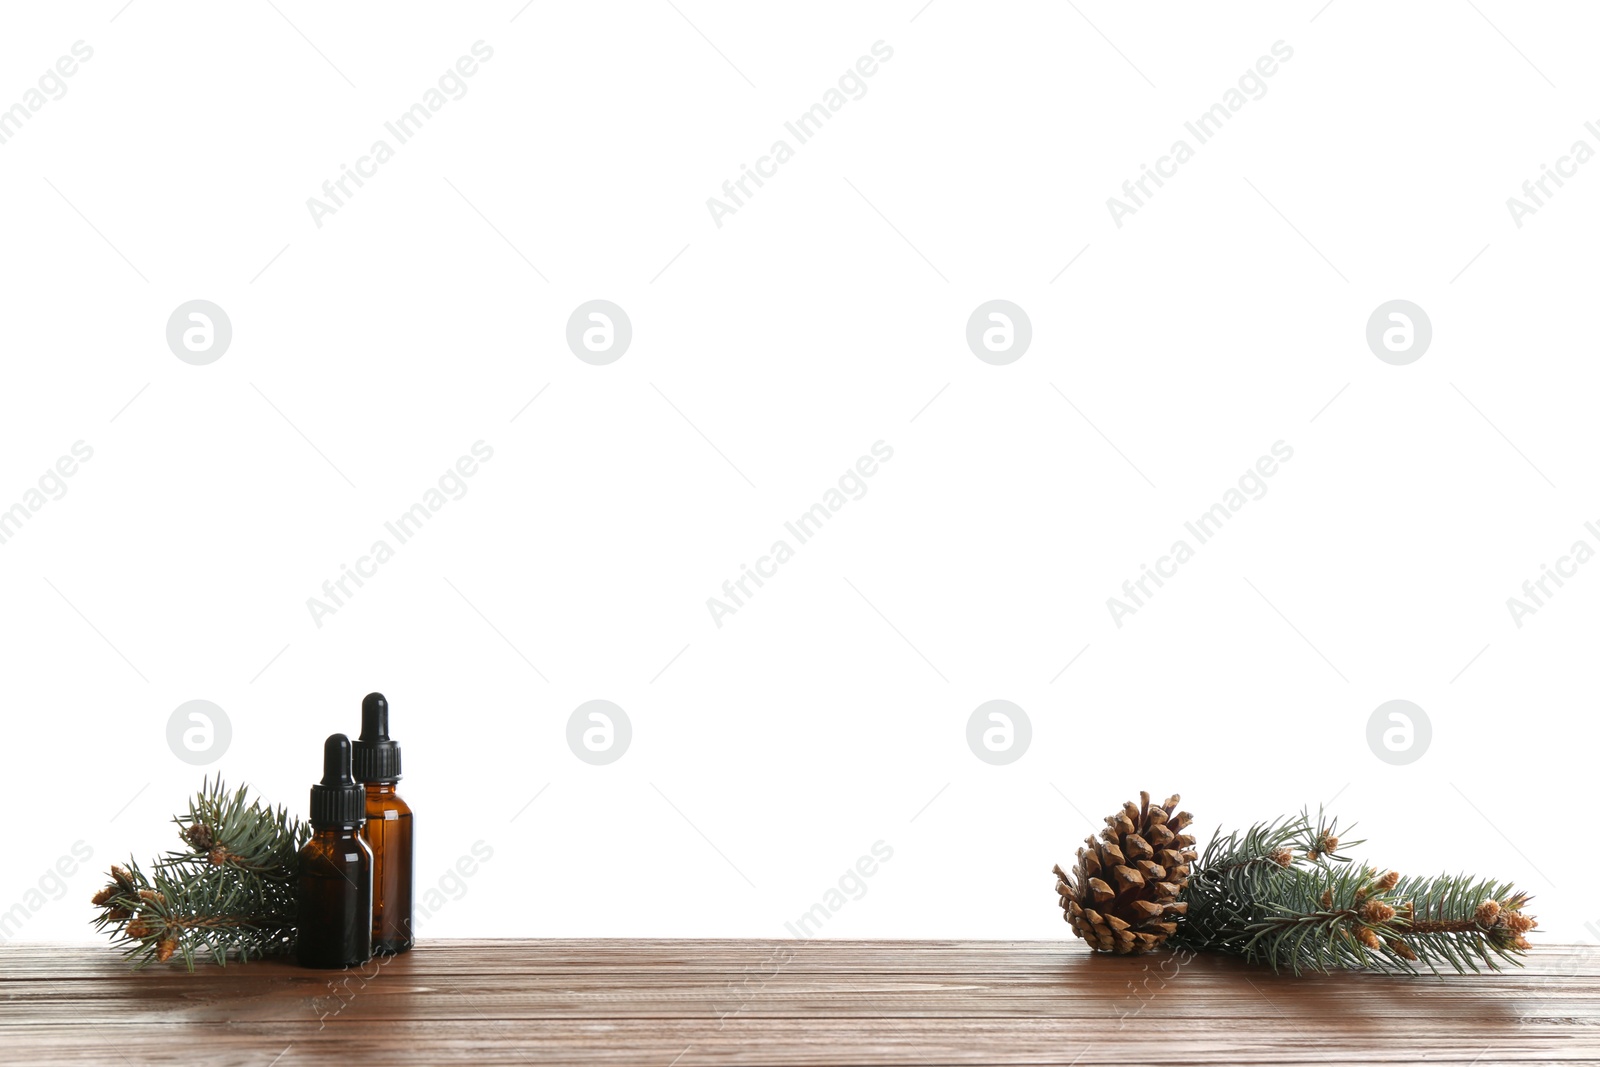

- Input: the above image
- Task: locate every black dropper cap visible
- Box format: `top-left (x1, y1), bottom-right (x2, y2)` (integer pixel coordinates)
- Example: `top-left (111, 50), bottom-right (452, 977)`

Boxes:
top-left (309, 733), bottom-right (365, 826)
top-left (352, 692), bottom-right (402, 783)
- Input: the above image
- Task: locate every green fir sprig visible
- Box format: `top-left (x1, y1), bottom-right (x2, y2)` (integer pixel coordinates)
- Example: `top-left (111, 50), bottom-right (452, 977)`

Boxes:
top-left (1171, 807), bottom-right (1536, 974)
top-left (90, 778), bottom-right (308, 970)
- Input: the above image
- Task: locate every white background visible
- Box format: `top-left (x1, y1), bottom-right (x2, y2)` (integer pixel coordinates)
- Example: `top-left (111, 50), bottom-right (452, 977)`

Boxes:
top-left (1, 1), bottom-right (1595, 946)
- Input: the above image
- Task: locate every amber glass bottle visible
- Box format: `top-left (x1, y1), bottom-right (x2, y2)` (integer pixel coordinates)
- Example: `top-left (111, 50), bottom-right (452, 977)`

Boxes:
top-left (296, 733), bottom-right (373, 969)
top-left (353, 693), bottom-right (414, 955)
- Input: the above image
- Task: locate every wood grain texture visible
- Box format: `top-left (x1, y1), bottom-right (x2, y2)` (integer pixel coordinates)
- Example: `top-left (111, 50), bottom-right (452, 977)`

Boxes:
top-left (2, 940), bottom-right (1597, 1065)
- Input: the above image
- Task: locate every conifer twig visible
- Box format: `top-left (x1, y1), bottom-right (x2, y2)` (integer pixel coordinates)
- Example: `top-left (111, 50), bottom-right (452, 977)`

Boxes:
top-left (1171, 808), bottom-right (1536, 975)
top-left (89, 778), bottom-right (307, 970)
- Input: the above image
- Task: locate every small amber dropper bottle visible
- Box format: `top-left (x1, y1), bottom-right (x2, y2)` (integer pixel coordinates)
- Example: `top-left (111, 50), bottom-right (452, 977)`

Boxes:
top-left (296, 733), bottom-right (373, 969)
top-left (353, 693), bottom-right (414, 955)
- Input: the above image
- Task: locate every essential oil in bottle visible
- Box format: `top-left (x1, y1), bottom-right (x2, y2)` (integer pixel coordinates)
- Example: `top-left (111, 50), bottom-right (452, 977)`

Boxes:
top-left (296, 733), bottom-right (373, 969)
top-left (353, 692), bottom-right (414, 955)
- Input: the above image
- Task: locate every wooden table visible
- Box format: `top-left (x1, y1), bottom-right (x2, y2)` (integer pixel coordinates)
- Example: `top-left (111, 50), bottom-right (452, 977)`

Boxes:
top-left (4, 940), bottom-right (1598, 1065)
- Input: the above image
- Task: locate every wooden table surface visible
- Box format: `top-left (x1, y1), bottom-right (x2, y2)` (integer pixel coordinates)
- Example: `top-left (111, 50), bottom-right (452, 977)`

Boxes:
top-left (3, 939), bottom-right (1598, 1065)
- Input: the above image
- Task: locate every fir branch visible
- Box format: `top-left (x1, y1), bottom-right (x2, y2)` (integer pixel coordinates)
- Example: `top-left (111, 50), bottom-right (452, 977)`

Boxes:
top-left (1172, 808), bottom-right (1535, 975)
top-left (90, 778), bottom-right (307, 970)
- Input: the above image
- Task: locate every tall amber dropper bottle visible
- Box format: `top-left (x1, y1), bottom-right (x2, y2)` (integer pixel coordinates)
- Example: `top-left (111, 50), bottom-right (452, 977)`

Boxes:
top-left (296, 733), bottom-right (373, 969)
top-left (353, 692), bottom-right (414, 955)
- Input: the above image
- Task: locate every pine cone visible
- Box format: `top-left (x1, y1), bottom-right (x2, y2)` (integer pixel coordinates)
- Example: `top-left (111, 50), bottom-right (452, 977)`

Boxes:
top-left (1054, 791), bottom-right (1196, 955)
